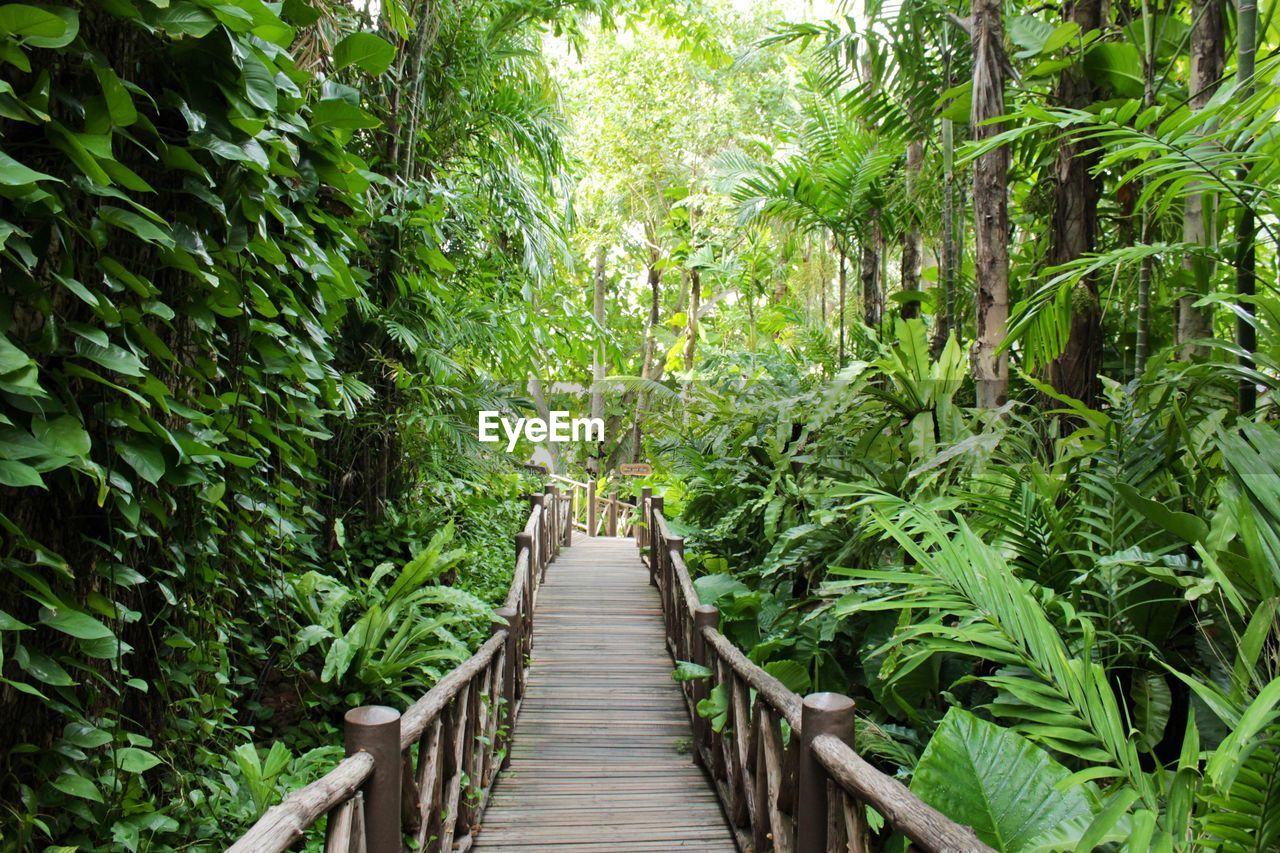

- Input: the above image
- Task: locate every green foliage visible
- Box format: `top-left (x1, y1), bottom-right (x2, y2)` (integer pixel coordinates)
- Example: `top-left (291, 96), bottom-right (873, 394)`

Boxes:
top-left (4, 0), bottom-right (1280, 845)
top-left (565, 0), bottom-right (1280, 847)
top-left (185, 741), bottom-right (344, 843)
top-left (910, 708), bottom-right (1096, 851)
top-left (292, 523), bottom-right (492, 701)
top-left (0, 0), bottom-right (571, 846)
top-left (662, 318), bottom-right (1280, 848)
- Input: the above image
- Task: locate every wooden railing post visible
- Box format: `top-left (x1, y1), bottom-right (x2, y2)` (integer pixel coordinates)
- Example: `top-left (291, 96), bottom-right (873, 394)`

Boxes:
top-left (343, 706), bottom-right (401, 853)
top-left (565, 489), bottom-right (574, 546)
top-left (638, 487), bottom-right (651, 550)
top-left (538, 487), bottom-right (550, 571)
top-left (796, 693), bottom-right (856, 853)
top-left (587, 481), bottom-right (597, 537)
top-left (516, 531), bottom-right (535, 658)
top-left (691, 604), bottom-right (718, 764)
top-left (607, 489), bottom-right (618, 537)
top-left (666, 536), bottom-right (684, 654)
top-left (527, 493), bottom-right (544, 577)
top-left (543, 486), bottom-right (554, 560)
top-left (494, 606), bottom-right (519, 770)
top-left (543, 484), bottom-right (556, 566)
top-left (648, 495), bottom-right (663, 586)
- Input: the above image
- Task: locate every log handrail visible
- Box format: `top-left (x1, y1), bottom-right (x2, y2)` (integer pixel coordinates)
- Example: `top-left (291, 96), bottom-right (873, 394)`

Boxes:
top-left (227, 482), bottom-right (574, 853)
top-left (228, 482), bottom-right (986, 851)
top-left (226, 753), bottom-right (374, 853)
top-left (398, 632), bottom-right (506, 751)
top-left (549, 472), bottom-right (635, 537)
top-left (638, 493), bottom-right (993, 853)
top-left (811, 733), bottom-right (988, 851)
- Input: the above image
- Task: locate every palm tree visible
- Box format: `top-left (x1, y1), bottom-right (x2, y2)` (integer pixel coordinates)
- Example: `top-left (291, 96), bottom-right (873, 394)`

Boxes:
top-left (1044, 0), bottom-right (1103, 403)
top-left (1176, 0), bottom-right (1225, 359)
top-left (970, 0), bottom-right (1010, 407)
top-left (719, 92), bottom-right (901, 364)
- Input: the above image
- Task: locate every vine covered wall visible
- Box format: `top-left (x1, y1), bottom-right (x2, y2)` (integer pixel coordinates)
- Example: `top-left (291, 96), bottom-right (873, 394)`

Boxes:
top-left (0, 0), bottom-right (573, 846)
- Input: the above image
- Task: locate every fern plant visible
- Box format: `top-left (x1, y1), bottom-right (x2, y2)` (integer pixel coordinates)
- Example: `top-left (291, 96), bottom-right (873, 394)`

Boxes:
top-left (290, 523), bottom-right (495, 704)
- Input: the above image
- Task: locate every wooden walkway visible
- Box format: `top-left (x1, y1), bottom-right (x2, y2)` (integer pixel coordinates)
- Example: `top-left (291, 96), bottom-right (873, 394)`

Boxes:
top-left (474, 537), bottom-right (737, 850)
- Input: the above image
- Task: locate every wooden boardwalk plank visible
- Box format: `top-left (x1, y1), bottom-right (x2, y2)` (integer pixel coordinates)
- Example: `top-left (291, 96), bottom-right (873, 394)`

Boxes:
top-left (474, 538), bottom-right (736, 851)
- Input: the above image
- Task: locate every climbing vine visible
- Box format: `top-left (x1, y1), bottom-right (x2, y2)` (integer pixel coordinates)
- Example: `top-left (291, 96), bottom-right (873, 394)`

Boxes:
top-left (0, 0), bottom-right (584, 846)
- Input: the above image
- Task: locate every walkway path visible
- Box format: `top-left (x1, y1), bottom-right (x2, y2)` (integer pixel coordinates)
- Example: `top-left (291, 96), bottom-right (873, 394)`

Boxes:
top-left (474, 537), bottom-right (736, 850)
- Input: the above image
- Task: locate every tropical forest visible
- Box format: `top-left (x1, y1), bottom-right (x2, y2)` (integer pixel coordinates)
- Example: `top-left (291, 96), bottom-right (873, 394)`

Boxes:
top-left (0, 0), bottom-right (1278, 850)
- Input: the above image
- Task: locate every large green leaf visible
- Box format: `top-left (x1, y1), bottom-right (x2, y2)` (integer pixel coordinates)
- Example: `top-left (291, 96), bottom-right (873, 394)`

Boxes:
top-left (75, 338), bottom-right (145, 376)
top-left (1131, 673), bottom-right (1171, 754)
top-left (1007, 15), bottom-right (1053, 57)
top-left (98, 207), bottom-right (174, 247)
top-left (1007, 15), bottom-right (1079, 59)
top-left (0, 150), bottom-right (60, 185)
top-left (0, 334), bottom-right (33, 373)
top-left (696, 683), bottom-right (729, 732)
top-left (0, 3), bottom-right (78, 48)
top-left (693, 573), bottom-right (749, 605)
top-left (93, 65), bottom-right (136, 126)
top-left (147, 2), bottom-right (218, 37)
top-left (18, 648), bottom-right (73, 685)
top-left (115, 440), bottom-right (166, 485)
top-left (239, 50), bottom-right (278, 111)
top-left (40, 605), bottom-right (114, 641)
top-left (910, 708), bottom-right (1096, 851)
top-left (1083, 43), bottom-right (1143, 99)
top-left (1116, 484), bottom-right (1207, 543)
top-left (32, 415), bottom-right (91, 458)
top-left (672, 661), bottom-right (712, 681)
top-left (0, 458), bottom-right (42, 487)
top-left (763, 659), bottom-right (810, 694)
top-left (321, 637), bottom-right (356, 683)
top-left (332, 31), bottom-right (395, 75)
top-left (115, 747), bottom-right (162, 774)
top-left (310, 98), bottom-right (380, 130)
top-left (51, 772), bottom-right (103, 803)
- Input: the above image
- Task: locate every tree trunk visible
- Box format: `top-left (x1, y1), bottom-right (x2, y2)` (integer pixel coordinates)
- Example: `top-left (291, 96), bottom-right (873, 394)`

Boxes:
top-left (901, 142), bottom-right (924, 320)
top-left (1237, 0), bottom-right (1258, 414)
top-left (589, 247), bottom-right (606, 476)
top-left (821, 238), bottom-right (830, 328)
top-left (934, 117), bottom-right (956, 357)
top-left (675, 268), bottom-right (690, 315)
top-left (1135, 0), bottom-right (1159, 376)
top-left (971, 0), bottom-right (1009, 407)
top-left (773, 270), bottom-right (788, 305)
top-left (683, 268), bottom-right (701, 370)
top-left (862, 222), bottom-right (883, 329)
top-left (1176, 0), bottom-right (1225, 359)
top-left (1045, 0), bottom-right (1103, 403)
top-left (527, 376), bottom-right (560, 472)
top-left (933, 26), bottom-right (958, 357)
top-left (630, 244), bottom-right (663, 465)
top-left (837, 245), bottom-right (847, 364)
top-left (641, 249), bottom-right (661, 381)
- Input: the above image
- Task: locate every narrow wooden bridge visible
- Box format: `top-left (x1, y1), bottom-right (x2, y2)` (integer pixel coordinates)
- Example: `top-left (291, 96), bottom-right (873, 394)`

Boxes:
top-left (474, 536), bottom-right (735, 850)
top-left (228, 483), bottom-right (988, 852)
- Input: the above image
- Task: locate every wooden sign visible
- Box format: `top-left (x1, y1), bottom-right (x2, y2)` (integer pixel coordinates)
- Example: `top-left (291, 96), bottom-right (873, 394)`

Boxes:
top-left (619, 463), bottom-right (652, 477)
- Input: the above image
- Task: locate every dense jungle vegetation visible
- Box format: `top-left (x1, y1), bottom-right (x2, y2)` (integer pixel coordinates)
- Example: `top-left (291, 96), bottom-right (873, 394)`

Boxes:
top-left (0, 0), bottom-right (1278, 848)
top-left (0, 0), bottom-right (615, 846)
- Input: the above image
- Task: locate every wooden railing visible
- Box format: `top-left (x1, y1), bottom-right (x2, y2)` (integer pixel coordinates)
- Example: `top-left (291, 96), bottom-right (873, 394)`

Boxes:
top-left (548, 474), bottom-right (633, 537)
top-left (227, 484), bottom-right (573, 853)
top-left (638, 491), bottom-right (993, 853)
